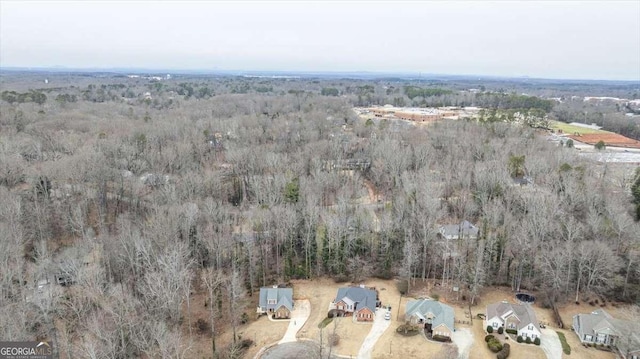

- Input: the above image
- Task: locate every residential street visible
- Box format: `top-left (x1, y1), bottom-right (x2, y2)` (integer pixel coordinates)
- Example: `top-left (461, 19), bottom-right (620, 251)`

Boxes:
top-left (357, 308), bottom-right (392, 359)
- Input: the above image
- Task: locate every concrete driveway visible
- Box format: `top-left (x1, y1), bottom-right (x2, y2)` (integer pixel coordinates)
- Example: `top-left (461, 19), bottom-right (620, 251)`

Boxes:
top-left (540, 328), bottom-right (562, 359)
top-left (357, 308), bottom-right (391, 359)
top-left (451, 328), bottom-right (474, 359)
top-left (279, 300), bottom-right (311, 344)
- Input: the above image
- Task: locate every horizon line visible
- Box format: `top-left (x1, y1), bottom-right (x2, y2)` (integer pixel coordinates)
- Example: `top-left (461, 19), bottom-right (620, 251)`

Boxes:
top-left (1, 65), bottom-right (639, 84)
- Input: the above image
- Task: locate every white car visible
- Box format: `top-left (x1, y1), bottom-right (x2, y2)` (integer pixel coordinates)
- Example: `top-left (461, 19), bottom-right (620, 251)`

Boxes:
top-left (384, 312), bottom-right (391, 320)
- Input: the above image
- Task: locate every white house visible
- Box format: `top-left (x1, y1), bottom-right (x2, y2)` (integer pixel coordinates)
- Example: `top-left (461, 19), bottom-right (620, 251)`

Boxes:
top-left (573, 309), bottom-right (640, 359)
top-left (485, 301), bottom-right (541, 340)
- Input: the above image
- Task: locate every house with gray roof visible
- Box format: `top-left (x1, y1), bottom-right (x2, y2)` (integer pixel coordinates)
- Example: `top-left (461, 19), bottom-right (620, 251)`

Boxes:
top-left (485, 301), bottom-right (541, 340)
top-left (439, 220), bottom-right (479, 241)
top-left (257, 286), bottom-right (293, 319)
top-left (405, 299), bottom-right (455, 338)
top-left (332, 286), bottom-right (378, 322)
top-left (573, 309), bottom-right (640, 359)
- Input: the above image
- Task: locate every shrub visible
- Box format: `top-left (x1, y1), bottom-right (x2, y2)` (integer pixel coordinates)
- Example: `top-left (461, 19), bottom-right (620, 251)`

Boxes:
top-left (432, 334), bottom-right (452, 342)
top-left (486, 336), bottom-right (503, 353)
top-left (196, 318), bottom-right (210, 335)
top-left (497, 343), bottom-right (510, 359)
top-left (333, 275), bottom-right (349, 283)
top-left (534, 337), bottom-right (541, 346)
top-left (396, 324), bottom-right (421, 337)
top-left (487, 326), bottom-right (494, 333)
top-left (318, 317), bottom-right (333, 328)
top-left (506, 329), bottom-right (517, 335)
top-left (525, 337), bottom-right (532, 344)
top-left (497, 327), bottom-right (504, 334)
top-left (328, 333), bottom-right (340, 346)
top-left (488, 340), bottom-right (503, 353)
top-left (240, 339), bottom-right (254, 349)
top-left (396, 279), bottom-right (408, 295)
top-left (517, 336), bottom-right (523, 343)
top-left (431, 293), bottom-right (440, 301)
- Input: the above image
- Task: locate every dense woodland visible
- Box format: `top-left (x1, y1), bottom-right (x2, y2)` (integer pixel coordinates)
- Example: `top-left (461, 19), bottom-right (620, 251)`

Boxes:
top-left (1, 72), bottom-right (639, 358)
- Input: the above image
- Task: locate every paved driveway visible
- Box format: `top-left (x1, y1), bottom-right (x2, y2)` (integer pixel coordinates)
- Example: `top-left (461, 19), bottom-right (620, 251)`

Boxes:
top-left (540, 328), bottom-right (562, 359)
top-left (357, 308), bottom-right (391, 359)
top-left (279, 300), bottom-right (311, 344)
top-left (451, 328), bottom-right (473, 359)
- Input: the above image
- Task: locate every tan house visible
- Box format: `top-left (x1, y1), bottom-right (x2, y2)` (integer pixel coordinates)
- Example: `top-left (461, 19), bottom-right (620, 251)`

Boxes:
top-left (332, 286), bottom-right (378, 322)
top-left (257, 286), bottom-right (293, 319)
top-left (405, 299), bottom-right (455, 338)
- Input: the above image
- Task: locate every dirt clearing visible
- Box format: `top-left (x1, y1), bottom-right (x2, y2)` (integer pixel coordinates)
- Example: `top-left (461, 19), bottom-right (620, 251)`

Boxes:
top-left (568, 133), bottom-right (640, 149)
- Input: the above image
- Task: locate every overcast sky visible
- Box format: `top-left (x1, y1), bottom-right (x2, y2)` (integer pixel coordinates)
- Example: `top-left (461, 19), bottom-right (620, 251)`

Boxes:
top-left (1, 1), bottom-right (639, 80)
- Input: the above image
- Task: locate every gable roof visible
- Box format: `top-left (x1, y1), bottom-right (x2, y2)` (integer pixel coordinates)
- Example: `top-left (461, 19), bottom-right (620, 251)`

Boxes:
top-left (405, 299), bottom-right (455, 332)
top-left (439, 220), bottom-right (479, 239)
top-left (575, 309), bottom-right (623, 337)
top-left (487, 302), bottom-right (540, 331)
top-left (574, 309), bottom-right (640, 355)
top-left (335, 286), bottom-right (377, 313)
top-left (259, 287), bottom-right (293, 311)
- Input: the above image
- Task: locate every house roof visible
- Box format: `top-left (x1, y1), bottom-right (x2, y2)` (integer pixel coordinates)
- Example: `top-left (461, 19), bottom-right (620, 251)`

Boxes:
top-left (512, 176), bottom-right (533, 186)
top-left (259, 287), bottom-right (293, 311)
top-left (405, 299), bottom-right (455, 332)
top-left (574, 309), bottom-right (640, 353)
top-left (486, 302), bottom-right (540, 331)
top-left (574, 309), bottom-right (640, 356)
top-left (335, 286), bottom-right (377, 314)
top-left (574, 309), bottom-right (620, 337)
top-left (439, 220), bottom-right (479, 239)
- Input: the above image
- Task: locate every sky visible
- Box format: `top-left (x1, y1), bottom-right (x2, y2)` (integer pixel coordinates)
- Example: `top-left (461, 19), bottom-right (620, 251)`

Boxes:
top-left (1, 1), bottom-right (639, 81)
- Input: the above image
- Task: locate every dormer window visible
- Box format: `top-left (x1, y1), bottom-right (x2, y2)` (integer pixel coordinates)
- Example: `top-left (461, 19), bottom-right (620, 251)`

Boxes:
top-left (268, 299), bottom-right (276, 305)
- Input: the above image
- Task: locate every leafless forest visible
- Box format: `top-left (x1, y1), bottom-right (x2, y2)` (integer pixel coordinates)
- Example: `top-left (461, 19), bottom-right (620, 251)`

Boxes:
top-left (1, 72), bottom-right (639, 358)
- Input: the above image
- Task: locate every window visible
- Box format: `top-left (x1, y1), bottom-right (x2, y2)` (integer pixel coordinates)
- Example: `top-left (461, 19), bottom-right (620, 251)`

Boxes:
top-left (493, 322), bottom-right (499, 327)
top-left (268, 299), bottom-right (276, 305)
top-left (528, 325), bottom-right (533, 330)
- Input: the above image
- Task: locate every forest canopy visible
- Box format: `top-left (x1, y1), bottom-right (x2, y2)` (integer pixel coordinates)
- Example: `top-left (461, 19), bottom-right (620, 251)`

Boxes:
top-left (0, 72), bottom-right (638, 358)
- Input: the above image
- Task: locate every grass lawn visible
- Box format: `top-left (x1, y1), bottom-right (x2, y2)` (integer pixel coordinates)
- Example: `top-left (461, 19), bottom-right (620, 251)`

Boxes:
top-left (556, 331), bottom-right (571, 355)
top-left (550, 121), bottom-right (609, 135)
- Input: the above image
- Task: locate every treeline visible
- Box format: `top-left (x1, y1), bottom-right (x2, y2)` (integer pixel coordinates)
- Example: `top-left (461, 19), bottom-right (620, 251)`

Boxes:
top-left (473, 93), bottom-right (554, 112)
top-left (404, 86), bottom-right (453, 99)
top-left (1, 90), bottom-right (47, 105)
top-left (552, 98), bottom-right (640, 140)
